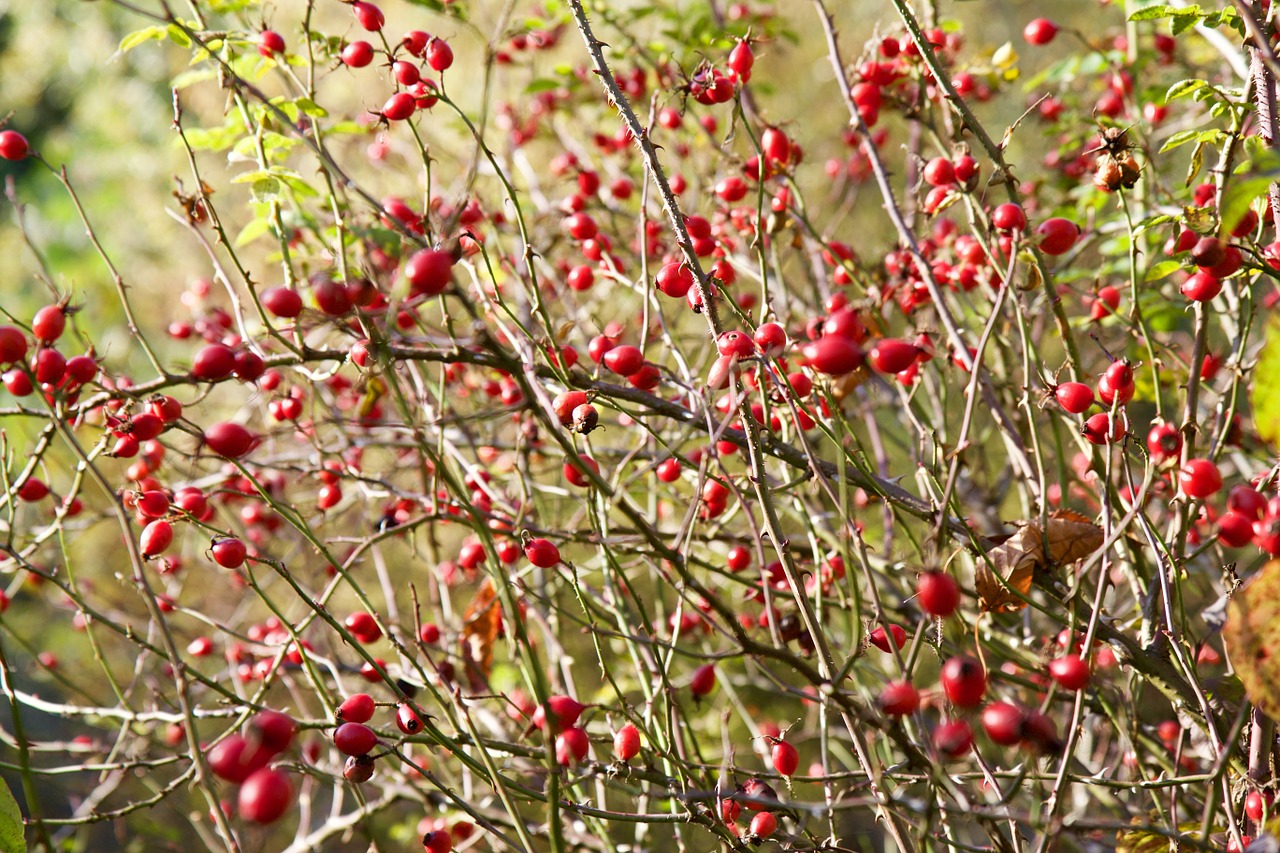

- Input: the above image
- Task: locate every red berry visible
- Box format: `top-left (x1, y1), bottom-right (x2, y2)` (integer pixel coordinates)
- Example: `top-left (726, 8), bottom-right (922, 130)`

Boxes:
top-left (204, 422), bottom-right (255, 459)
top-left (238, 768), bottom-right (292, 824)
top-left (191, 344), bottom-right (236, 381)
top-left (524, 537), bottom-right (560, 567)
top-left (396, 703), bottom-right (424, 735)
top-left (31, 305), bottom-right (67, 343)
top-left (0, 326), bottom-right (28, 364)
top-left (992, 203), bottom-right (1027, 231)
top-left (981, 702), bottom-right (1026, 745)
top-left (422, 830), bottom-right (453, 853)
top-left (427, 38), bottom-right (454, 72)
top-left (868, 339), bottom-right (920, 374)
top-left (211, 538), bottom-right (247, 568)
top-left (555, 727), bottom-right (589, 765)
top-left (563, 454), bottom-right (600, 488)
top-left (262, 286), bottom-right (303, 318)
top-left (1054, 382), bottom-right (1095, 414)
top-left (1178, 458), bottom-right (1223, 499)
top-left (341, 40), bottom-right (374, 68)
top-left (603, 345), bottom-right (644, 376)
top-left (879, 680), bottom-right (920, 716)
top-left (614, 723), bottom-right (641, 761)
top-left (533, 695), bottom-right (586, 732)
top-left (933, 719), bottom-right (974, 758)
top-left (940, 657), bottom-right (987, 707)
top-left (1147, 422), bottom-right (1182, 462)
top-left (1082, 413), bottom-right (1123, 445)
top-left (208, 734), bottom-right (270, 783)
top-left (690, 663), bottom-right (717, 697)
top-left (257, 30), bottom-right (285, 57)
top-left (923, 156), bottom-right (956, 187)
top-left (1047, 654), bottom-right (1091, 690)
top-left (140, 520), bottom-right (173, 557)
top-left (333, 722), bottom-right (378, 756)
top-left (382, 92), bottom-right (417, 122)
top-left (1036, 218), bottom-right (1079, 255)
top-left (868, 624), bottom-right (907, 653)
top-left (1218, 511), bottom-right (1255, 547)
top-left (345, 611), bottom-right (381, 643)
top-left (749, 811), bottom-right (777, 838)
top-left (771, 740), bottom-right (799, 776)
top-left (728, 39), bottom-right (755, 77)
top-left (0, 130), bottom-right (30, 161)
top-left (802, 336), bottom-right (864, 376)
top-left (252, 710), bottom-right (297, 754)
top-left (1246, 790), bottom-right (1272, 822)
top-left (656, 262), bottom-right (694, 298)
top-left (917, 570), bottom-right (960, 617)
top-left (1181, 271), bottom-right (1222, 302)
top-left (352, 0), bottom-right (384, 31)
top-left (337, 693), bottom-right (376, 724)
top-left (404, 249), bottom-right (454, 296)
top-left (753, 322), bottom-right (786, 357)
top-left (1023, 18), bottom-right (1059, 45)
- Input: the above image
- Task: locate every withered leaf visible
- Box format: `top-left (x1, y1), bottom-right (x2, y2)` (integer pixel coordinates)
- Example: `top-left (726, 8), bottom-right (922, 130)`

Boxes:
top-left (1223, 559), bottom-right (1280, 719)
top-left (975, 510), bottom-right (1104, 613)
top-left (461, 578), bottom-right (501, 693)
top-left (828, 365), bottom-right (871, 402)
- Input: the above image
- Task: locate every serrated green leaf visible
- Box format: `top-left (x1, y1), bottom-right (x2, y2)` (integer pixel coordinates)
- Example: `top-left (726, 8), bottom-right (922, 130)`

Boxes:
top-left (1165, 78), bottom-right (1206, 101)
top-left (295, 97), bottom-right (327, 118)
top-left (525, 79), bottom-right (562, 94)
top-left (1172, 13), bottom-right (1200, 34)
top-left (231, 169), bottom-right (272, 184)
top-left (0, 778), bottom-right (22, 853)
top-left (1186, 139), bottom-right (1207, 186)
top-left (166, 24), bottom-right (192, 48)
top-left (1128, 5), bottom-right (1175, 21)
top-left (234, 217), bottom-right (273, 247)
top-left (1159, 130), bottom-right (1199, 153)
top-left (1251, 316), bottom-right (1280, 448)
top-left (251, 178), bottom-right (280, 201)
top-left (180, 125), bottom-right (241, 151)
top-left (120, 26), bottom-right (168, 52)
top-left (1144, 260), bottom-right (1182, 281)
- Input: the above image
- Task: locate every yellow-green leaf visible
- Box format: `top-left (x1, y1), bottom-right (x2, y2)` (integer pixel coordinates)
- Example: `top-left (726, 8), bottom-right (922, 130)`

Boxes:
top-left (1223, 559), bottom-right (1280, 718)
top-left (1251, 315), bottom-right (1280, 448)
top-left (0, 777), bottom-right (23, 853)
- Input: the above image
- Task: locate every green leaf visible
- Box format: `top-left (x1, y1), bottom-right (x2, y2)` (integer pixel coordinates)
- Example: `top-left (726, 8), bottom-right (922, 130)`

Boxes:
top-left (0, 777), bottom-right (23, 853)
top-left (250, 178), bottom-right (280, 202)
top-left (1165, 78), bottom-right (1206, 101)
top-left (234, 217), bottom-right (273, 247)
top-left (1251, 315), bottom-right (1280, 449)
top-left (295, 97), bottom-right (328, 118)
top-left (166, 24), bottom-right (192, 48)
top-left (1172, 13), bottom-right (1201, 35)
top-left (120, 26), bottom-right (168, 52)
top-left (180, 125), bottom-right (241, 151)
top-left (1128, 5), bottom-right (1175, 21)
top-left (1144, 260), bottom-right (1182, 281)
top-left (525, 79), bottom-right (563, 94)
top-left (1185, 139), bottom-right (1207, 186)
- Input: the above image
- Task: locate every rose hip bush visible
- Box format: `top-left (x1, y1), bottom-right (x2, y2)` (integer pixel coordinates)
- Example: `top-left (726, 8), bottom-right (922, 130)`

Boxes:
top-left (4, 0), bottom-right (1280, 850)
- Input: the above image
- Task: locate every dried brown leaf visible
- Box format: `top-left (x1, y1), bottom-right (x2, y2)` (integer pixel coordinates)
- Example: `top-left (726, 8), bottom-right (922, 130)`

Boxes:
top-left (461, 578), bottom-right (501, 693)
top-left (975, 510), bottom-right (1103, 613)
